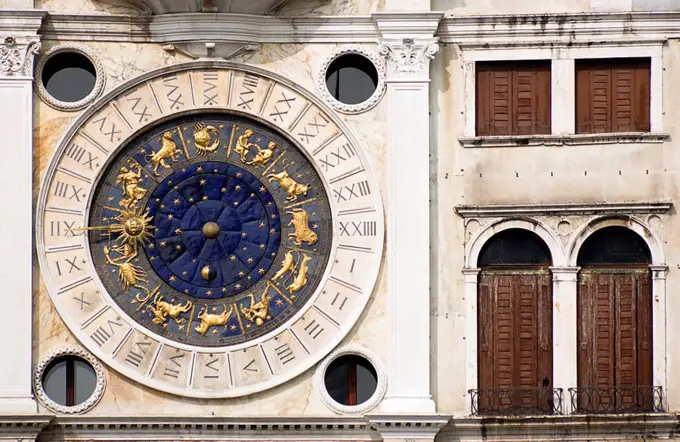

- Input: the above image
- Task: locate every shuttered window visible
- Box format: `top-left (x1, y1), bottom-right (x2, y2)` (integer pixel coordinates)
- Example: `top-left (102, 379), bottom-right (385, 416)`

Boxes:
top-left (476, 61), bottom-right (551, 136)
top-left (575, 58), bottom-right (651, 134)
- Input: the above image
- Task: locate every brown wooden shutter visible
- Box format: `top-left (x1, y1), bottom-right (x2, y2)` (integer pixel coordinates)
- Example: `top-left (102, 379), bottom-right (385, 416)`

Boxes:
top-left (476, 61), bottom-right (551, 136)
top-left (576, 59), bottom-right (650, 134)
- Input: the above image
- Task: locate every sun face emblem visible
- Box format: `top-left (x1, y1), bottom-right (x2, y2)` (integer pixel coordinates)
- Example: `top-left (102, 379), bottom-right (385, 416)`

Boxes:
top-left (111, 208), bottom-right (155, 248)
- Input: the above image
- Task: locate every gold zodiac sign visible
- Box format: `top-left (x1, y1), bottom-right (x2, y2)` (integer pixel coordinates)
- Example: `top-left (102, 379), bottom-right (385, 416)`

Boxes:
top-left (287, 208), bottom-right (318, 246)
top-left (246, 140), bottom-right (276, 168)
top-left (273, 250), bottom-right (296, 282)
top-left (267, 170), bottom-right (309, 202)
top-left (68, 208), bottom-right (154, 250)
top-left (234, 129), bottom-right (254, 162)
top-left (148, 293), bottom-right (192, 328)
top-left (116, 165), bottom-right (147, 209)
top-left (195, 304), bottom-right (233, 335)
top-left (147, 131), bottom-right (182, 175)
top-left (104, 243), bottom-right (151, 298)
top-left (241, 287), bottom-right (270, 327)
top-left (287, 254), bottom-right (311, 293)
top-left (193, 122), bottom-right (220, 155)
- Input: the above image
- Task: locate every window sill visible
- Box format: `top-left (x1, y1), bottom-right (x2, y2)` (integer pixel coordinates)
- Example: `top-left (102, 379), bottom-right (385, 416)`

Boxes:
top-left (459, 132), bottom-right (669, 148)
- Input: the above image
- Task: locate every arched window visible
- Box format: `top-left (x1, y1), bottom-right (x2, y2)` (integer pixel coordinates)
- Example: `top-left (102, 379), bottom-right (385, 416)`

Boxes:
top-left (575, 226), bottom-right (654, 413)
top-left (476, 229), bottom-right (555, 415)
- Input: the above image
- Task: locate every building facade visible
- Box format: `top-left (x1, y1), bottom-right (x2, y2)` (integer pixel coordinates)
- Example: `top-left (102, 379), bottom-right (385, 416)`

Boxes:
top-left (2, 0), bottom-right (680, 440)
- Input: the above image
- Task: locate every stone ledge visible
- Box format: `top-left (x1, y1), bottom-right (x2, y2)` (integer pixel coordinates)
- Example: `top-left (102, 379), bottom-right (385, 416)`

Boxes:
top-left (0, 414), bottom-right (53, 440)
top-left (454, 201), bottom-right (673, 218)
top-left (459, 132), bottom-right (669, 148)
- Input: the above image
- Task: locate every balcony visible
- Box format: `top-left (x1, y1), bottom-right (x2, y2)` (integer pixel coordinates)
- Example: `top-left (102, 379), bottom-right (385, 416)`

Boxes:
top-left (468, 387), bottom-right (564, 416)
top-left (569, 386), bottom-right (664, 414)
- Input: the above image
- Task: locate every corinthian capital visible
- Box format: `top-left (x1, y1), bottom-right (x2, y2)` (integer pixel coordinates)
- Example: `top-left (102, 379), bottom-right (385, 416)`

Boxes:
top-left (0, 36), bottom-right (41, 78)
top-left (378, 37), bottom-right (439, 80)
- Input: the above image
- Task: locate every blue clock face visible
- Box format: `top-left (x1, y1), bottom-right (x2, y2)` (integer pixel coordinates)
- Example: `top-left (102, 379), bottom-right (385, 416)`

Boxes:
top-left (88, 114), bottom-right (332, 347)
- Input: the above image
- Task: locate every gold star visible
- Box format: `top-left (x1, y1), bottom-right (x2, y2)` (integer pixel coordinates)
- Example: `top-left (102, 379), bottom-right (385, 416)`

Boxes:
top-left (214, 169), bottom-right (218, 173)
top-left (221, 187), bottom-right (227, 193)
top-left (156, 198), bottom-right (161, 202)
top-left (148, 243), bottom-right (155, 249)
top-left (297, 174), bottom-right (303, 179)
top-left (174, 186), bottom-right (179, 190)
top-left (108, 197), bottom-right (114, 201)
top-left (212, 306), bottom-right (218, 312)
top-left (241, 232), bottom-right (247, 238)
top-left (197, 166), bottom-right (203, 172)
top-left (168, 181), bottom-right (173, 185)
top-left (175, 228), bottom-right (182, 234)
top-left (139, 148), bottom-right (146, 154)
top-left (169, 275), bottom-right (176, 282)
top-left (266, 315), bottom-right (271, 320)
top-left (259, 186), bottom-right (266, 193)
top-left (259, 244), bottom-right (265, 249)
top-left (276, 299), bottom-right (283, 305)
top-left (202, 196), bottom-right (208, 201)
top-left (178, 324), bottom-right (185, 330)
top-left (236, 172), bottom-right (242, 178)
top-left (175, 245), bottom-right (181, 250)
top-left (291, 294), bottom-right (296, 299)
top-left (206, 290), bottom-right (213, 296)
top-left (189, 197), bottom-right (195, 203)
top-left (182, 271), bottom-right (188, 276)
top-left (168, 214), bottom-right (174, 220)
top-left (238, 271), bottom-right (245, 277)
top-left (222, 288), bottom-right (227, 293)
top-left (174, 199), bottom-right (180, 205)
top-left (235, 185), bottom-right (242, 191)
top-left (247, 258), bottom-right (254, 263)
top-left (259, 222), bottom-right (265, 228)
top-left (230, 324), bottom-right (237, 331)
top-left (312, 212), bottom-right (317, 216)
top-left (160, 204), bottom-right (166, 209)
top-left (212, 329), bottom-right (218, 334)
top-left (230, 255), bottom-right (236, 261)
top-left (102, 217), bottom-right (109, 222)
top-left (258, 268), bottom-right (265, 275)
top-left (246, 323), bottom-right (251, 328)
top-left (184, 289), bottom-right (189, 293)
top-left (267, 202), bottom-right (273, 206)
top-left (269, 228), bottom-right (276, 234)
top-left (235, 284), bottom-right (242, 289)
top-left (200, 179), bottom-right (206, 185)
top-left (150, 256), bottom-right (156, 261)
top-left (271, 214), bottom-right (277, 219)
top-left (233, 201), bottom-right (239, 206)
top-left (271, 252), bottom-right (276, 257)
top-left (242, 247), bottom-right (248, 251)
top-left (313, 223), bottom-right (318, 228)
top-left (160, 241), bottom-right (167, 247)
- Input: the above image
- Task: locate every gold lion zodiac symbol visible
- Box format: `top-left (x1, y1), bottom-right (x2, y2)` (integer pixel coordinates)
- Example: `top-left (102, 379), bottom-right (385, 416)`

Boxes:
top-left (146, 131), bottom-right (182, 175)
top-left (195, 304), bottom-right (233, 335)
top-left (116, 165), bottom-right (147, 209)
top-left (241, 288), bottom-right (270, 327)
top-left (267, 170), bottom-right (309, 202)
top-left (287, 254), bottom-right (311, 293)
top-left (148, 293), bottom-right (192, 328)
top-left (287, 208), bottom-right (318, 246)
top-left (193, 122), bottom-right (220, 155)
top-left (104, 243), bottom-right (151, 298)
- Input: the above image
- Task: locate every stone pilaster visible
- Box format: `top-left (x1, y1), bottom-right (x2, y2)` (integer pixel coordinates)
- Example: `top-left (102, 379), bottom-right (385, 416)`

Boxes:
top-left (373, 12), bottom-right (442, 415)
top-left (0, 10), bottom-right (45, 415)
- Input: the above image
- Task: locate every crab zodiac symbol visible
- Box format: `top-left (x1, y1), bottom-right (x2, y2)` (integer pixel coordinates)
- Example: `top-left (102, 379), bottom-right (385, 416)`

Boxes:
top-left (194, 122), bottom-right (220, 155)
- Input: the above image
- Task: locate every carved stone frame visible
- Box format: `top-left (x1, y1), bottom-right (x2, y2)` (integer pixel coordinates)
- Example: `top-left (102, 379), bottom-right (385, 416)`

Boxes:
top-left (35, 43), bottom-right (105, 111)
top-left (315, 344), bottom-right (387, 415)
top-left (317, 45), bottom-right (386, 114)
top-left (33, 347), bottom-right (106, 414)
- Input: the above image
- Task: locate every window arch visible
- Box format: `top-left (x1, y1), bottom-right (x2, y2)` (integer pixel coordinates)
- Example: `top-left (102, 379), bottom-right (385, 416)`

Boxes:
top-left (479, 228), bottom-right (553, 267)
top-left (577, 226), bottom-right (651, 266)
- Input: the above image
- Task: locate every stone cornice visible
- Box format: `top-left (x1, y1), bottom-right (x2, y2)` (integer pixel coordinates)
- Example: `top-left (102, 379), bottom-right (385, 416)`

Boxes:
top-left (455, 201), bottom-right (673, 218)
top-left (0, 415), bottom-right (53, 440)
top-left (36, 10), bottom-right (680, 45)
top-left (0, 9), bottom-right (47, 36)
top-left (40, 416), bottom-right (380, 440)
top-left (366, 414), bottom-right (451, 439)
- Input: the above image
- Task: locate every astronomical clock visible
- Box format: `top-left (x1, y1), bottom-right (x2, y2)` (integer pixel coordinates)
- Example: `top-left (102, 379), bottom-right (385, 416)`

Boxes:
top-left (36, 63), bottom-right (383, 398)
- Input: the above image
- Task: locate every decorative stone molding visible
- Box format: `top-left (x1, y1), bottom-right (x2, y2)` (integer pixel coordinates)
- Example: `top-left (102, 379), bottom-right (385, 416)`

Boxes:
top-left (35, 43), bottom-right (105, 111)
top-left (366, 414), bottom-right (450, 440)
top-left (455, 201), bottom-right (673, 218)
top-left (39, 416), bottom-right (378, 440)
top-left (0, 415), bottom-right (53, 441)
top-left (317, 45), bottom-right (386, 114)
top-left (378, 37), bottom-right (439, 80)
top-left (33, 347), bottom-right (106, 414)
top-left (0, 36), bottom-right (40, 78)
top-left (459, 132), bottom-right (670, 148)
top-left (315, 344), bottom-right (387, 415)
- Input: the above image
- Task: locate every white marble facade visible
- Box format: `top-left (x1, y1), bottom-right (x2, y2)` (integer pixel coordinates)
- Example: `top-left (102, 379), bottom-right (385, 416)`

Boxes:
top-left (4, 0), bottom-right (680, 441)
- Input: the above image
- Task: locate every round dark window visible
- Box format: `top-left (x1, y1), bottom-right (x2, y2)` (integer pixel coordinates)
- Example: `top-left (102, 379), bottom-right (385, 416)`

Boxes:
top-left (41, 355), bottom-right (97, 407)
top-left (325, 53), bottom-right (379, 105)
top-left (324, 355), bottom-right (378, 406)
top-left (41, 52), bottom-right (97, 103)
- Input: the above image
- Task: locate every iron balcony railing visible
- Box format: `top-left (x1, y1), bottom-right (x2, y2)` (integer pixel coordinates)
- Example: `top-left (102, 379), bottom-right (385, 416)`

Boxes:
top-left (468, 387), bottom-right (564, 416)
top-left (569, 386), bottom-right (664, 414)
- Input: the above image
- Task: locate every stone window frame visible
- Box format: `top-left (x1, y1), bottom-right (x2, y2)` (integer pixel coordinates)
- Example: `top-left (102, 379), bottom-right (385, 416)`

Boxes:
top-left (458, 41), bottom-right (667, 147)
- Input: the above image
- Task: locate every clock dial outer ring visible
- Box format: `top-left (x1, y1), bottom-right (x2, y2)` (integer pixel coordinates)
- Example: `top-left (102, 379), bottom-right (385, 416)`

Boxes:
top-left (36, 61), bottom-right (384, 399)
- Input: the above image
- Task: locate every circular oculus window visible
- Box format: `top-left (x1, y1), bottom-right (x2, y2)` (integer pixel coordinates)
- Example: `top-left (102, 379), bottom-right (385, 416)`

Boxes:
top-left (34, 347), bottom-right (106, 414)
top-left (36, 44), bottom-right (105, 111)
top-left (318, 46), bottom-right (385, 114)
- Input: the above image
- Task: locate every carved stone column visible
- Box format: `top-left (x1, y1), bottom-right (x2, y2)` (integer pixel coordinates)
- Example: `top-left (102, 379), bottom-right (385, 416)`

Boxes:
top-left (0, 13), bottom-right (44, 413)
top-left (374, 12), bottom-right (442, 415)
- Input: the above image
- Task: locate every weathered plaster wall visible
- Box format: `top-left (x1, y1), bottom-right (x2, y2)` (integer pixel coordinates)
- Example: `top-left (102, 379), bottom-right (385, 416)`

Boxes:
top-left (32, 39), bottom-right (388, 416)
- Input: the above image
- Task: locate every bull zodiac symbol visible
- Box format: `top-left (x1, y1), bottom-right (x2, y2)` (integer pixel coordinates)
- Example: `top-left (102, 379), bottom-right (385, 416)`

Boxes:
top-left (194, 304), bottom-right (233, 335)
top-left (193, 122), bottom-right (220, 155)
top-left (267, 170), bottom-right (309, 202)
top-left (146, 131), bottom-right (182, 176)
top-left (287, 208), bottom-right (318, 246)
top-left (147, 293), bottom-right (192, 328)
